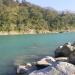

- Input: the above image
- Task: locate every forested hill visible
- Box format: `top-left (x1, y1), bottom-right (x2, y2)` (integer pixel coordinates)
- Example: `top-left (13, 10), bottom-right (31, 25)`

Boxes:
top-left (0, 0), bottom-right (75, 33)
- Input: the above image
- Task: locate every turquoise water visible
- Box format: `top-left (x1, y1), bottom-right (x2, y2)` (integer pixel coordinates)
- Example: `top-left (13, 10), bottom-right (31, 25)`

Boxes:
top-left (0, 32), bottom-right (75, 75)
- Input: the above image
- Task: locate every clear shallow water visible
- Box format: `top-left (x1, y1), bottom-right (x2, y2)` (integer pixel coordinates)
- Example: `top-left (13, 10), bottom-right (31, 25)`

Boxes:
top-left (0, 32), bottom-right (75, 75)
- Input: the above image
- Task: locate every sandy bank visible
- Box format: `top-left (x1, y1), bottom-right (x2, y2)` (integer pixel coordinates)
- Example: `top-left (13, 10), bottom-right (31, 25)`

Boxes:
top-left (0, 29), bottom-right (75, 35)
top-left (0, 30), bottom-right (58, 35)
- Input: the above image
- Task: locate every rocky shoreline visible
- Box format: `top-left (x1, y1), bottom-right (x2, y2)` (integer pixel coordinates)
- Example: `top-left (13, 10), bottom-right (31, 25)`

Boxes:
top-left (15, 42), bottom-right (75, 75)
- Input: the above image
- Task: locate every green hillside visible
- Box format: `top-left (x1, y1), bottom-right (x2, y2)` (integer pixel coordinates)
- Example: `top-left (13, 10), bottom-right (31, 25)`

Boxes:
top-left (0, 0), bottom-right (75, 33)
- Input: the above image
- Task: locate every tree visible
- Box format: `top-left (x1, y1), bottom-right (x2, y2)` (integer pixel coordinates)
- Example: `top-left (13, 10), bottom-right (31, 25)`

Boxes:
top-left (0, 0), bottom-right (75, 33)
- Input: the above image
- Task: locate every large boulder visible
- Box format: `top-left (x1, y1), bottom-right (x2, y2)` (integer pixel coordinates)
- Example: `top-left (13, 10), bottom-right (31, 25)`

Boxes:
top-left (69, 50), bottom-right (75, 65)
top-left (55, 42), bottom-right (74, 57)
top-left (29, 61), bottom-right (75, 75)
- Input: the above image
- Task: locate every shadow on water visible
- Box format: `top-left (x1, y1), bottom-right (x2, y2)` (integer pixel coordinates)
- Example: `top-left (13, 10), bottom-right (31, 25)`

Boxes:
top-left (14, 55), bottom-right (48, 65)
top-left (0, 63), bottom-right (17, 75)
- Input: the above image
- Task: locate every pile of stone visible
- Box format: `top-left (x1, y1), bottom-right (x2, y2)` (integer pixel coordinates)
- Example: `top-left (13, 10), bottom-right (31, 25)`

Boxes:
top-left (15, 42), bottom-right (75, 75)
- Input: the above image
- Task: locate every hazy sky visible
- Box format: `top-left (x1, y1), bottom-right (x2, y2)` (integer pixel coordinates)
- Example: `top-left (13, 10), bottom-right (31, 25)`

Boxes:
top-left (26, 0), bottom-right (75, 11)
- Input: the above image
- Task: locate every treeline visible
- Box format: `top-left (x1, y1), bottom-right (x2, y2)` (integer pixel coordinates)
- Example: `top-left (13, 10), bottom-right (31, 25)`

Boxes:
top-left (0, 0), bottom-right (75, 33)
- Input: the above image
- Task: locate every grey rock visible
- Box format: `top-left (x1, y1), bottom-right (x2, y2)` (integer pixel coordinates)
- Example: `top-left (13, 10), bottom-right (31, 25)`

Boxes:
top-left (29, 61), bottom-right (75, 75)
top-left (55, 57), bottom-right (68, 62)
top-left (36, 56), bottom-right (55, 65)
top-left (69, 51), bottom-right (75, 65)
top-left (16, 56), bottom-right (56, 74)
top-left (16, 56), bottom-right (75, 75)
top-left (35, 56), bottom-right (56, 70)
top-left (16, 63), bottom-right (37, 74)
top-left (55, 42), bottom-right (74, 57)
top-left (72, 42), bottom-right (75, 47)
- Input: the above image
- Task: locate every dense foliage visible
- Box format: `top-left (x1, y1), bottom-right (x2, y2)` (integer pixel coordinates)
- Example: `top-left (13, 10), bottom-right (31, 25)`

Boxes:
top-left (0, 0), bottom-right (75, 33)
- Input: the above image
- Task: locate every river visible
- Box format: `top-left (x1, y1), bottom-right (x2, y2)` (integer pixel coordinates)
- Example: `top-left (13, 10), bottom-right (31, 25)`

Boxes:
top-left (0, 32), bottom-right (75, 75)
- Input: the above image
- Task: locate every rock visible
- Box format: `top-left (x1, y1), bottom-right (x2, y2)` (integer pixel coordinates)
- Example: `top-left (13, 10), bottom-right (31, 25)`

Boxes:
top-left (69, 51), bottom-right (75, 65)
top-left (35, 56), bottom-right (55, 70)
top-left (55, 42), bottom-right (74, 57)
top-left (72, 42), bottom-right (75, 47)
top-left (29, 61), bottom-right (75, 75)
top-left (16, 63), bottom-right (36, 74)
top-left (36, 56), bottom-right (55, 65)
top-left (55, 57), bottom-right (68, 62)
top-left (16, 56), bottom-right (75, 75)
top-left (35, 64), bottom-right (49, 70)
top-left (56, 62), bottom-right (75, 75)
top-left (17, 65), bottom-right (27, 74)
top-left (16, 56), bottom-right (56, 74)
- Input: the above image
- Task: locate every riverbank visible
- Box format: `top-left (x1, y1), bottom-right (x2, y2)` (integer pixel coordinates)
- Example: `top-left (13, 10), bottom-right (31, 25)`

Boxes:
top-left (0, 30), bottom-right (58, 35)
top-left (0, 29), bottom-right (75, 35)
